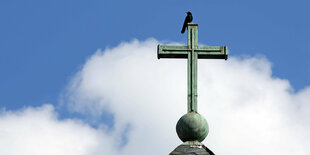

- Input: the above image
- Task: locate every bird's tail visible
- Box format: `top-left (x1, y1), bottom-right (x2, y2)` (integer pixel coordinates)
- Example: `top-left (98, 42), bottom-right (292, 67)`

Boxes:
top-left (181, 23), bottom-right (186, 34)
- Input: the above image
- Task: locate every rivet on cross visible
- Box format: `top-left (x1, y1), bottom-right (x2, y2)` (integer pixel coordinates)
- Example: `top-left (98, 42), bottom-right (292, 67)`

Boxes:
top-left (157, 23), bottom-right (228, 113)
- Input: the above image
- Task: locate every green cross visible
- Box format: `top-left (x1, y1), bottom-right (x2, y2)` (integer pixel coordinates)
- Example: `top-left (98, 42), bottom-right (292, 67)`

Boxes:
top-left (157, 23), bottom-right (228, 113)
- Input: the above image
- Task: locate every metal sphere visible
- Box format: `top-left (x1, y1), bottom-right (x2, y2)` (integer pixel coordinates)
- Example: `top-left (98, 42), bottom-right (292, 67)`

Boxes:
top-left (176, 112), bottom-right (209, 142)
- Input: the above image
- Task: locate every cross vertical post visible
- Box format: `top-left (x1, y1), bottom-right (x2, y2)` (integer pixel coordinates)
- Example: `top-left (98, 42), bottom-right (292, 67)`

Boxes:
top-left (187, 23), bottom-right (198, 112)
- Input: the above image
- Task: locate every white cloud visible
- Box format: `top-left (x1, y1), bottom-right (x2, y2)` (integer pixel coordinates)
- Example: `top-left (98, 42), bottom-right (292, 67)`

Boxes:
top-left (0, 105), bottom-right (115, 155)
top-left (1, 39), bottom-right (309, 154)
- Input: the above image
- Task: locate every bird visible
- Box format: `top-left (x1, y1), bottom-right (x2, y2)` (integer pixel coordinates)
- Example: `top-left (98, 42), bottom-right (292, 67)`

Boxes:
top-left (181, 11), bottom-right (193, 34)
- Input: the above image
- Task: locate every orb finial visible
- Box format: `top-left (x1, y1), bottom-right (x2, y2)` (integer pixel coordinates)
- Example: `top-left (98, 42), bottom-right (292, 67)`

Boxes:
top-left (176, 112), bottom-right (209, 142)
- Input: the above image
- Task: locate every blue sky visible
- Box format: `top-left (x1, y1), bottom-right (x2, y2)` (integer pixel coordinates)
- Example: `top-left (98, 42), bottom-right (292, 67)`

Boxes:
top-left (0, 1), bottom-right (310, 154)
top-left (1, 0), bottom-right (309, 109)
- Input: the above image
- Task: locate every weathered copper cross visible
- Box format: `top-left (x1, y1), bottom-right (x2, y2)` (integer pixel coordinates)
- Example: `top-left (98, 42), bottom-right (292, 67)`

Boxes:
top-left (157, 23), bottom-right (228, 113)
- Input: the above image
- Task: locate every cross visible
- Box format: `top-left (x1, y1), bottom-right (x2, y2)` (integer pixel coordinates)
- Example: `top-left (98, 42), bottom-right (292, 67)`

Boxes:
top-left (157, 23), bottom-right (228, 113)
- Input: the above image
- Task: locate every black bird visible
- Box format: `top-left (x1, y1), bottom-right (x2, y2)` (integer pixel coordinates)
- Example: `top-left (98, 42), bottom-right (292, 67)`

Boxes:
top-left (181, 11), bottom-right (193, 34)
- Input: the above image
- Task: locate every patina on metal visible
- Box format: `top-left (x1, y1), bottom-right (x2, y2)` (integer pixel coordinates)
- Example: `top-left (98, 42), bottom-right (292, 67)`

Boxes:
top-left (158, 23), bottom-right (228, 113)
top-left (157, 23), bottom-right (228, 155)
top-left (176, 112), bottom-right (209, 142)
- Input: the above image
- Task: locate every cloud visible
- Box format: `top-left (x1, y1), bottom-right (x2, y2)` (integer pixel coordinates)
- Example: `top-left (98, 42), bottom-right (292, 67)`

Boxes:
top-left (1, 39), bottom-right (309, 154)
top-left (0, 105), bottom-right (114, 155)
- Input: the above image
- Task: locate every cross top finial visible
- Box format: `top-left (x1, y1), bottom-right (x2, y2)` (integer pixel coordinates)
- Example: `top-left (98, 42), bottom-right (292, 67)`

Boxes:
top-left (187, 23), bottom-right (199, 49)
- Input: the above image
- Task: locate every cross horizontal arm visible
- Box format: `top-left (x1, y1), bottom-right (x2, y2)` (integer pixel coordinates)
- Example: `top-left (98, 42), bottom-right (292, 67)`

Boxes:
top-left (157, 45), bottom-right (188, 59)
top-left (197, 46), bottom-right (228, 60)
top-left (157, 45), bottom-right (228, 60)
